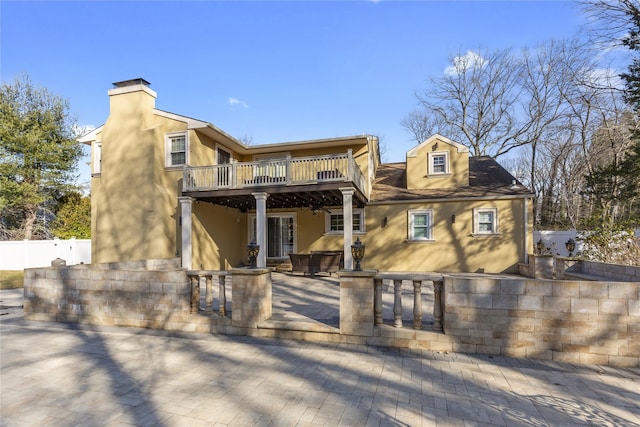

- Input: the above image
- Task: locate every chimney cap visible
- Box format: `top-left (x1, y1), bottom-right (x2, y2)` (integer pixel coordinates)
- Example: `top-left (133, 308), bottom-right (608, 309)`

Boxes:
top-left (112, 78), bottom-right (151, 88)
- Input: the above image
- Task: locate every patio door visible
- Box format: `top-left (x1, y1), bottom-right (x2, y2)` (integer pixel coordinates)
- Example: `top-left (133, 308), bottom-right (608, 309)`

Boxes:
top-left (251, 214), bottom-right (295, 259)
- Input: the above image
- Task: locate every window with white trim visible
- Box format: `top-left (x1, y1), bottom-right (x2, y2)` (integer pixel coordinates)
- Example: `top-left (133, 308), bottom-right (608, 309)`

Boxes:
top-left (428, 151), bottom-right (449, 175)
top-left (165, 132), bottom-right (188, 167)
top-left (473, 208), bottom-right (498, 234)
top-left (408, 209), bottom-right (434, 241)
top-left (325, 209), bottom-right (364, 233)
top-left (92, 142), bottom-right (102, 175)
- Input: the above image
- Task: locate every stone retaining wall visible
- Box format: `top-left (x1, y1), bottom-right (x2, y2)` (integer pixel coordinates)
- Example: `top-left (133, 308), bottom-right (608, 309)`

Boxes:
top-left (24, 259), bottom-right (192, 328)
top-left (444, 275), bottom-right (639, 367)
top-left (522, 256), bottom-right (640, 282)
top-left (22, 259), bottom-right (639, 367)
top-left (577, 260), bottom-right (640, 282)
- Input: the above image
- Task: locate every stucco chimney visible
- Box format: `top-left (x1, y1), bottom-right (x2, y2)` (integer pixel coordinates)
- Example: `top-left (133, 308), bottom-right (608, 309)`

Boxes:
top-left (107, 77), bottom-right (156, 116)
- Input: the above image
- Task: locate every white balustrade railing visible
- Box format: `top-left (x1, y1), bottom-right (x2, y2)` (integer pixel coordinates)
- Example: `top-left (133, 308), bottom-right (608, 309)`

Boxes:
top-left (183, 151), bottom-right (367, 196)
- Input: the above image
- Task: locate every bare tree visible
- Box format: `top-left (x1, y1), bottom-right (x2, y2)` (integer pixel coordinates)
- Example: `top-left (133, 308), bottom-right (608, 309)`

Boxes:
top-left (376, 134), bottom-right (388, 164)
top-left (405, 48), bottom-right (535, 158)
top-left (518, 39), bottom-right (586, 223)
top-left (400, 110), bottom-right (444, 144)
top-left (579, 0), bottom-right (640, 47)
top-left (238, 134), bottom-right (254, 145)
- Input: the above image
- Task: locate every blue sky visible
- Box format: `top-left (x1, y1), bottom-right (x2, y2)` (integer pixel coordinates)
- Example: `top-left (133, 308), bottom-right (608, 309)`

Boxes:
top-left (1, 1), bottom-right (587, 187)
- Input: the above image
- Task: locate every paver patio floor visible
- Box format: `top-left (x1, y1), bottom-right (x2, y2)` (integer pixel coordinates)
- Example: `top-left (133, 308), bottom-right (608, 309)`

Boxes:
top-left (1, 274), bottom-right (639, 426)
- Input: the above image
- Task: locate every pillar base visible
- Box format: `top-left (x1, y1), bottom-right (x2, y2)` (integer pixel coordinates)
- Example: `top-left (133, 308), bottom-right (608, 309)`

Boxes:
top-left (230, 268), bottom-right (272, 327)
top-left (338, 269), bottom-right (377, 336)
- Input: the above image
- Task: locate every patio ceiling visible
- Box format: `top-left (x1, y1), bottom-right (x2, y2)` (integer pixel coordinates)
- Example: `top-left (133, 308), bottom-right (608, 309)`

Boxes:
top-left (183, 182), bottom-right (367, 213)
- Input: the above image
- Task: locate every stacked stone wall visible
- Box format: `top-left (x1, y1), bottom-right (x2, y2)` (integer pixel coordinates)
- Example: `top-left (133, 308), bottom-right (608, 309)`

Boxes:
top-left (24, 259), bottom-right (191, 328)
top-left (444, 276), bottom-right (639, 367)
top-left (230, 268), bottom-right (272, 327)
top-left (578, 260), bottom-right (640, 282)
top-left (339, 270), bottom-right (376, 336)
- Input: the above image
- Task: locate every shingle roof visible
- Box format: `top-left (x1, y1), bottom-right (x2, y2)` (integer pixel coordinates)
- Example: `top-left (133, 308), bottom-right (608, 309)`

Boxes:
top-left (370, 156), bottom-right (531, 202)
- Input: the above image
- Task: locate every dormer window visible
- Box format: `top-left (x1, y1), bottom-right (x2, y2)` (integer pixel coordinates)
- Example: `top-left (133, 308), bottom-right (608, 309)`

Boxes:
top-left (428, 151), bottom-right (450, 175)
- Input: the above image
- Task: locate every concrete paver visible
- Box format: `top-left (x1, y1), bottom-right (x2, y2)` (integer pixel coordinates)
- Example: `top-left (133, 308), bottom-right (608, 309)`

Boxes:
top-left (2, 284), bottom-right (640, 426)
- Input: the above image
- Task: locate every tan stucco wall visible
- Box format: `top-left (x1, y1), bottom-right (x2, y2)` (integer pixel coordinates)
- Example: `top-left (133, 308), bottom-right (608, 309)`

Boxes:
top-left (91, 86), bottom-right (211, 264)
top-left (406, 136), bottom-right (469, 190)
top-left (192, 203), bottom-right (245, 270)
top-left (225, 196), bottom-right (530, 274)
top-left (92, 87), bottom-right (164, 263)
top-left (363, 198), bottom-right (529, 273)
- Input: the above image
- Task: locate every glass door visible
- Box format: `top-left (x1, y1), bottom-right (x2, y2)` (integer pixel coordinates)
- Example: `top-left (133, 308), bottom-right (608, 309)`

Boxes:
top-left (251, 215), bottom-right (295, 259)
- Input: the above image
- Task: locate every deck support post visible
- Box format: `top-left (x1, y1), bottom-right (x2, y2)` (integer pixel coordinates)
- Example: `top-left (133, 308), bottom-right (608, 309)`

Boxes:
top-left (340, 187), bottom-right (355, 270)
top-left (178, 196), bottom-right (193, 270)
top-left (252, 192), bottom-right (269, 268)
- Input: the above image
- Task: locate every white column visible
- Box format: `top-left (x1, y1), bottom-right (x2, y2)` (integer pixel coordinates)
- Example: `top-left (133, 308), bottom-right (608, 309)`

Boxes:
top-left (340, 187), bottom-right (355, 270)
top-left (178, 196), bottom-right (193, 269)
top-left (253, 192), bottom-right (269, 268)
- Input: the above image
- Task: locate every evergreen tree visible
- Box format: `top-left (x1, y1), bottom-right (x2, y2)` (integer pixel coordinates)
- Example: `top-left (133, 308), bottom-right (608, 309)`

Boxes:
top-left (620, 1), bottom-right (640, 109)
top-left (51, 192), bottom-right (91, 239)
top-left (0, 75), bottom-right (83, 239)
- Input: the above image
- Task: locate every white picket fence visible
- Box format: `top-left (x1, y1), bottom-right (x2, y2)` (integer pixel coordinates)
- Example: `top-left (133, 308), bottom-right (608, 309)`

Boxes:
top-left (0, 238), bottom-right (91, 270)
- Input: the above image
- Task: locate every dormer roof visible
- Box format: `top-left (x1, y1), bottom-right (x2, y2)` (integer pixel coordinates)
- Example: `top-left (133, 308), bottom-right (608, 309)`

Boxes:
top-left (370, 156), bottom-right (532, 202)
top-left (406, 134), bottom-right (469, 158)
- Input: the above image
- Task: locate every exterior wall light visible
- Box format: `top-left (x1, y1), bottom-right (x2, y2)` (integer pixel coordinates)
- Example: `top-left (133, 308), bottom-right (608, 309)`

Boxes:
top-left (351, 237), bottom-right (365, 271)
top-left (247, 240), bottom-right (260, 268)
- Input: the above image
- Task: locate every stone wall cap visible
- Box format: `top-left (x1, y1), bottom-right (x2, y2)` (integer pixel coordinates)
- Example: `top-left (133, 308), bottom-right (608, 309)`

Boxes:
top-left (230, 267), bottom-right (271, 275)
top-left (338, 269), bottom-right (378, 278)
top-left (376, 272), bottom-right (445, 281)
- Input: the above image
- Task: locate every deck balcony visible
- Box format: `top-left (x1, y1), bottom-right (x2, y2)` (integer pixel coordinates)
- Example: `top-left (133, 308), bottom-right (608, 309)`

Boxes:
top-left (182, 151), bottom-right (369, 210)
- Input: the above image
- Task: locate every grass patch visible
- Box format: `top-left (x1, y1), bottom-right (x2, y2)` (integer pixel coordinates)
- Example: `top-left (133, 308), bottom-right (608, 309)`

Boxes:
top-left (0, 271), bottom-right (24, 290)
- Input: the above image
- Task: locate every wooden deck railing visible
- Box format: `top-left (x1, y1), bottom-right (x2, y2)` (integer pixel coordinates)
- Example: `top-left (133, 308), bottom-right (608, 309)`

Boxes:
top-left (183, 151), bottom-right (368, 197)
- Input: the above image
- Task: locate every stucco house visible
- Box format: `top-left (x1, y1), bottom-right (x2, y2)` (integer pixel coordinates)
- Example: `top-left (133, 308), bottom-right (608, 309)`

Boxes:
top-left (80, 78), bottom-right (533, 273)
